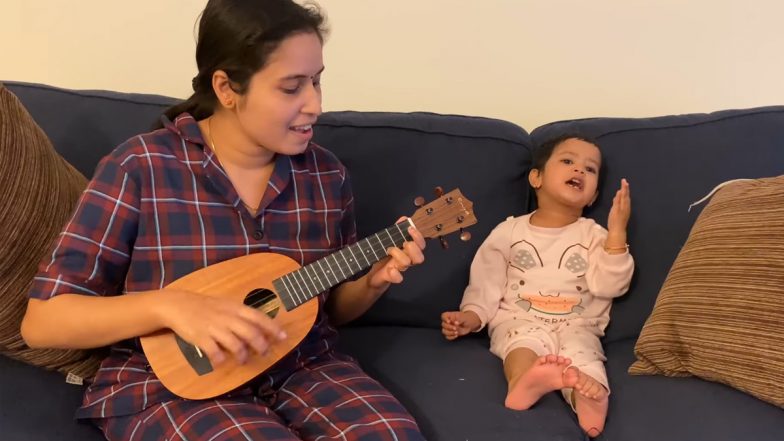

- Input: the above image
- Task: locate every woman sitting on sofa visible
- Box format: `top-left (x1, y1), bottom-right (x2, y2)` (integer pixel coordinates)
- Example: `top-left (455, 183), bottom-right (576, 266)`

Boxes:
top-left (20, 0), bottom-right (427, 440)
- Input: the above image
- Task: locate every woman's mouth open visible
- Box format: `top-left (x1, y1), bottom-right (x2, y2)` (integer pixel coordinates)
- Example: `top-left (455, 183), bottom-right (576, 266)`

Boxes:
top-left (290, 124), bottom-right (312, 134)
top-left (289, 124), bottom-right (314, 143)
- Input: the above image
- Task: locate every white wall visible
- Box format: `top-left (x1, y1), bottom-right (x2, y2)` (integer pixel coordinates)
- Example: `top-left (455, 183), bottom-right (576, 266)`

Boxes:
top-left (2, 0), bottom-right (783, 129)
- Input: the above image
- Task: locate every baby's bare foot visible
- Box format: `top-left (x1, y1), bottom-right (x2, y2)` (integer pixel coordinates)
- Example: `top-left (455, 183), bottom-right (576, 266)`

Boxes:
top-left (563, 365), bottom-right (579, 389)
top-left (572, 369), bottom-right (609, 437)
top-left (505, 354), bottom-right (572, 410)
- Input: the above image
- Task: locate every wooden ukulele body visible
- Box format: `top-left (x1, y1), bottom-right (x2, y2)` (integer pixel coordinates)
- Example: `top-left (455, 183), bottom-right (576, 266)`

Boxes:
top-left (140, 253), bottom-right (317, 400)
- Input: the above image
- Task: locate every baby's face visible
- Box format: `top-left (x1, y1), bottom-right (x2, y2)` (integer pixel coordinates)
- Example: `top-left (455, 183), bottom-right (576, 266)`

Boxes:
top-left (539, 139), bottom-right (601, 209)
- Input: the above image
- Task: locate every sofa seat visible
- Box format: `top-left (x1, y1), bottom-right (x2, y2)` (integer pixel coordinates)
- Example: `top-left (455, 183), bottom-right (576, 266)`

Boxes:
top-left (338, 326), bottom-right (784, 441)
top-left (0, 355), bottom-right (103, 441)
top-left (337, 325), bottom-right (588, 441)
top-left (600, 338), bottom-right (784, 441)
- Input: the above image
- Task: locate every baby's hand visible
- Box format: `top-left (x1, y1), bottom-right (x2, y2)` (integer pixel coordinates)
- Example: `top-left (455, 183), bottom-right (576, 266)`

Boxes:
top-left (441, 310), bottom-right (481, 340)
top-left (607, 178), bottom-right (631, 234)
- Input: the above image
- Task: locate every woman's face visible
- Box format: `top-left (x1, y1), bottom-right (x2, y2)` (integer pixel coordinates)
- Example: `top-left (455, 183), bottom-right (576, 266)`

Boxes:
top-left (234, 31), bottom-right (324, 156)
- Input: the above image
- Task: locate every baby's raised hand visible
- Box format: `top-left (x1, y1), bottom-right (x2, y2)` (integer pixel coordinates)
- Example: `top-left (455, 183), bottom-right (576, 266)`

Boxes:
top-left (607, 178), bottom-right (631, 235)
top-left (441, 310), bottom-right (481, 340)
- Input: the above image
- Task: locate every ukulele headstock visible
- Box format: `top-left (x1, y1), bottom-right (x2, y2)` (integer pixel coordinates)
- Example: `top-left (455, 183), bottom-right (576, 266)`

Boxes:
top-left (410, 187), bottom-right (477, 248)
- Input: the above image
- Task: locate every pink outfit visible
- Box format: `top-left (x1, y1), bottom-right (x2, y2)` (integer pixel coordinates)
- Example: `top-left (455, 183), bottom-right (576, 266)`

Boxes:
top-left (461, 213), bottom-right (634, 393)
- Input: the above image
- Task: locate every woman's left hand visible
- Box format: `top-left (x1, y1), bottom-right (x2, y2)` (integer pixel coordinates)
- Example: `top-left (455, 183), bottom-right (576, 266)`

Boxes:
top-left (366, 217), bottom-right (426, 290)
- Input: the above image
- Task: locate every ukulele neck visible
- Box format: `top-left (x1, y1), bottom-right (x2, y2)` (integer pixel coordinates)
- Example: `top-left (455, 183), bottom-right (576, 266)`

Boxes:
top-left (272, 219), bottom-right (413, 311)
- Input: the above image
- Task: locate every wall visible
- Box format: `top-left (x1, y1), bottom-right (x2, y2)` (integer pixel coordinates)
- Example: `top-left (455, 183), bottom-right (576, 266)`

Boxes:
top-left (2, 0), bottom-right (782, 129)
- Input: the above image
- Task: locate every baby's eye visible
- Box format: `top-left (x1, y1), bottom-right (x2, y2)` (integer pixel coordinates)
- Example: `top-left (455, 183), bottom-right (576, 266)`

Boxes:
top-left (561, 159), bottom-right (573, 165)
top-left (586, 166), bottom-right (597, 174)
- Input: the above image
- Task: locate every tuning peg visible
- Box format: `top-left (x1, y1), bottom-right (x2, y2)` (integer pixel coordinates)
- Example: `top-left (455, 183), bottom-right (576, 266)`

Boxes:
top-left (434, 186), bottom-right (444, 197)
top-left (439, 236), bottom-right (449, 249)
top-left (414, 196), bottom-right (425, 207)
top-left (460, 229), bottom-right (472, 242)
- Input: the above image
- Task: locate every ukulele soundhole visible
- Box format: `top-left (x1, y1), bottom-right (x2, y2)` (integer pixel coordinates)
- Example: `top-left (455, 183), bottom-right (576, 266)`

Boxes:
top-left (244, 288), bottom-right (280, 318)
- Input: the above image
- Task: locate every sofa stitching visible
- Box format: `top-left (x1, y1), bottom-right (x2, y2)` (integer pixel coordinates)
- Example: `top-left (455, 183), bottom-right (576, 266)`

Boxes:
top-left (3, 81), bottom-right (176, 107)
top-left (315, 123), bottom-right (533, 149)
top-left (594, 109), bottom-right (784, 139)
top-left (533, 107), bottom-right (784, 140)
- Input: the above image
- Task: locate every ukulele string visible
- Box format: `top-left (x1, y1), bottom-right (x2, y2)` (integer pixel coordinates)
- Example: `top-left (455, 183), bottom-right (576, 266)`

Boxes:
top-left (241, 225), bottom-right (410, 309)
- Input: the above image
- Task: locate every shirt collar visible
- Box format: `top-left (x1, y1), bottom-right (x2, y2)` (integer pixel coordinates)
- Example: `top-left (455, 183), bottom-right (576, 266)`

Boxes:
top-left (161, 113), bottom-right (207, 147)
top-left (160, 112), bottom-right (296, 211)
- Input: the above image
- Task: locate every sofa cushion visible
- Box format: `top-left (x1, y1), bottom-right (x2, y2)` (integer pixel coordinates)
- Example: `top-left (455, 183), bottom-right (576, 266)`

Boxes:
top-left (337, 325), bottom-right (586, 441)
top-left (0, 354), bottom-right (103, 441)
top-left (0, 84), bottom-right (105, 379)
top-left (602, 339), bottom-right (784, 441)
top-left (315, 112), bottom-right (533, 328)
top-left (629, 176), bottom-right (784, 407)
top-left (530, 106), bottom-right (784, 343)
top-left (4, 81), bottom-right (176, 177)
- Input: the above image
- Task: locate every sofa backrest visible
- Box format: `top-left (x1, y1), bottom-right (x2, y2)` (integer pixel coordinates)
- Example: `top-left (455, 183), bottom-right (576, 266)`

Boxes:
top-left (314, 112), bottom-right (533, 327)
top-left (6, 81), bottom-right (534, 330)
top-left (6, 81), bottom-right (176, 177)
top-left (531, 107), bottom-right (784, 343)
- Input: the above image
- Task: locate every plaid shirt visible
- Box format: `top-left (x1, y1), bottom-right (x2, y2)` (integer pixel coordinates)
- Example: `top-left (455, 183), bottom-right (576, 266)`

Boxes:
top-left (28, 114), bottom-right (357, 419)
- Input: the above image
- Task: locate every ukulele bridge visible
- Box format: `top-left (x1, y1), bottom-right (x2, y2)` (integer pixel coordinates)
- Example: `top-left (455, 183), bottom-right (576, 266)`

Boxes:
top-left (174, 288), bottom-right (282, 376)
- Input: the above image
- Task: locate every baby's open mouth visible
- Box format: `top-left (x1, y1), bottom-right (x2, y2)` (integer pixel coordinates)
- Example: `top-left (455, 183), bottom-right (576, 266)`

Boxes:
top-left (566, 177), bottom-right (584, 190)
top-left (290, 124), bottom-right (312, 133)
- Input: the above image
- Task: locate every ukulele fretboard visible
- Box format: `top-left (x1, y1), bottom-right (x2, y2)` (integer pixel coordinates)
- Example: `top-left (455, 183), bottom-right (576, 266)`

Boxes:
top-left (272, 220), bottom-right (412, 311)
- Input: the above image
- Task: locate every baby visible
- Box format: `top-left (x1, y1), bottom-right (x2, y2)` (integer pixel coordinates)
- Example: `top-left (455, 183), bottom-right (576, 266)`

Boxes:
top-left (442, 134), bottom-right (633, 437)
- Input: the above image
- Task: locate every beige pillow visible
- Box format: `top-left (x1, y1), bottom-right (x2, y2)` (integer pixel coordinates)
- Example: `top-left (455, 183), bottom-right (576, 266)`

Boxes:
top-left (0, 83), bottom-right (102, 379)
top-left (630, 175), bottom-right (784, 408)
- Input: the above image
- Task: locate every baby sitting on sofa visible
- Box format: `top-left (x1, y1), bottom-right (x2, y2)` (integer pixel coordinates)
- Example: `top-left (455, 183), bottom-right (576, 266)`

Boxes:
top-left (441, 134), bottom-right (634, 437)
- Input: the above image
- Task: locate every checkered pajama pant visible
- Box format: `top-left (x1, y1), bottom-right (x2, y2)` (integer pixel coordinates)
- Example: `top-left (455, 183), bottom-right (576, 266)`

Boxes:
top-left (95, 357), bottom-right (424, 441)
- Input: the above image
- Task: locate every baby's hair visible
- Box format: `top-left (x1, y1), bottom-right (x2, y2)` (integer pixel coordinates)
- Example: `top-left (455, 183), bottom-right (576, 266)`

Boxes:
top-left (531, 133), bottom-right (602, 173)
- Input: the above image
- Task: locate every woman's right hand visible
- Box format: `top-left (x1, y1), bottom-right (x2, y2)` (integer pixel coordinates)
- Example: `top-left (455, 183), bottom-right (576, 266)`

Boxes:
top-left (158, 290), bottom-right (287, 366)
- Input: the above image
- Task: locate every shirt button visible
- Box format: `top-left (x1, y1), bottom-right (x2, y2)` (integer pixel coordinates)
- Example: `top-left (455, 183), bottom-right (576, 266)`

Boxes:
top-left (253, 230), bottom-right (264, 240)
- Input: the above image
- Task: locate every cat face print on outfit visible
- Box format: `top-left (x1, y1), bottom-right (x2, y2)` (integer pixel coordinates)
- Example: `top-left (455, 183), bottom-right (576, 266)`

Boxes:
top-left (509, 240), bottom-right (589, 316)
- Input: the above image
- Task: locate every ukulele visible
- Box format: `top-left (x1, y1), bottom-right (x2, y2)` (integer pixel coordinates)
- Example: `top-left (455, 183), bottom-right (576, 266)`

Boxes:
top-left (140, 187), bottom-right (477, 399)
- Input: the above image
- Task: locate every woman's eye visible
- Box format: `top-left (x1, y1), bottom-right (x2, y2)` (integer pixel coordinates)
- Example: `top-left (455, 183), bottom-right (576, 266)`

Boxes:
top-left (282, 86), bottom-right (300, 95)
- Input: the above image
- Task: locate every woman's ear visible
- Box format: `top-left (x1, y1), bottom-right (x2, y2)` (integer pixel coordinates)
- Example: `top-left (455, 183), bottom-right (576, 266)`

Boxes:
top-left (211, 70), bottom-right (239, 109)
top-left (529, 169), bottom-right (542, 190)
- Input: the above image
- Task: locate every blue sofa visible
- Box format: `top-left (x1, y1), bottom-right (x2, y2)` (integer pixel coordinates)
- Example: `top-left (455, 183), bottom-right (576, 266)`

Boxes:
top-left (2, 81), bottom-right (783, 441)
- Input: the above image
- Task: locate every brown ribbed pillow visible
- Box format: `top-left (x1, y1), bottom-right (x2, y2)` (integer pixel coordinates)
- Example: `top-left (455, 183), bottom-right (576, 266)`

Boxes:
top-left (0, 83), bottom-right (102, 380)
top-left (630, 176), bottom-right (784, 408)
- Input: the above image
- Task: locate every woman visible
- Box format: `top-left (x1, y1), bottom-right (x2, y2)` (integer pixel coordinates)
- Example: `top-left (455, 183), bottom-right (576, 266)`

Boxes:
top-left (21, 1), bottom-right (426, 439)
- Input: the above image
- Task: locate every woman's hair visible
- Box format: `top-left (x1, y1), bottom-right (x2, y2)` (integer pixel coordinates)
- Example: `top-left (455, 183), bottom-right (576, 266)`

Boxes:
top-left (159, 0), bottom-right (328, 126)
top-left (531, 133), bottom-right (602, 173)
